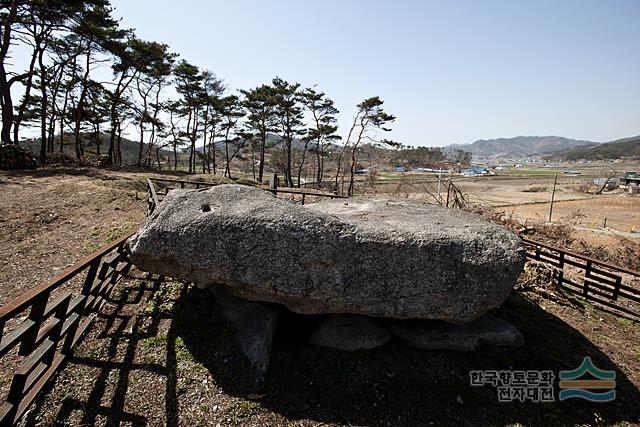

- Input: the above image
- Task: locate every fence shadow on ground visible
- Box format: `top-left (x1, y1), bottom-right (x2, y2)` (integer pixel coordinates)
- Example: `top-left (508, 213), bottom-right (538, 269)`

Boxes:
top-left (22, 276), bottom-right (179, 426)
top-left (21, 280), bottom-right (640, 426)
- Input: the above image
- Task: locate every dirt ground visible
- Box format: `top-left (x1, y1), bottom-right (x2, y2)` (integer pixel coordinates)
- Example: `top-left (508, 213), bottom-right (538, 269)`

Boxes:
top-left (370, 175), bottom-right (594, 205)
top-left (0, 168), bottom-right (147, 306)
top-left (1, 167), bottom-right (639, 426)
top-left (0, 167), bottom-right (234, 306)
top-left (499, 196), bottom-right (640, 233)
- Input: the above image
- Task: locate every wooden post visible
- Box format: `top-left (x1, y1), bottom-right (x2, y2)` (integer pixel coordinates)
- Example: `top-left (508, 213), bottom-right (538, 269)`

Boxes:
top-left (437, 168), bottom-right (442, 204)
top-left (613, 276), bottom-right (621, 301)
top-left (557, 252), bottom-right (565, 287)
top-left (269, 174), bottom-right (278, 195)
top-left (269, 173), bottom-right (278, 189)
top-left (584, 260), bottom-right (592, 297)
top-left (18, 293), bottom-right (49, 356)
top-left (548, 174), bottom-right (558, 223)
top-left (445, 181), bottom-right (451, 207)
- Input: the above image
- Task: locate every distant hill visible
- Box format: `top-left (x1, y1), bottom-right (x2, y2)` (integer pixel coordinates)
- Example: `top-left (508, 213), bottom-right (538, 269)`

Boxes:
top-left (446, 136), bottom-right (597, 159)
top-left (196, 133), bottom-right (284, 153)
top-left (21, 133), bottom-right (173, 164)
top-left (196, 133), bottom-right (341, 153)
top-left (551, 135), bottom-right (640, 161)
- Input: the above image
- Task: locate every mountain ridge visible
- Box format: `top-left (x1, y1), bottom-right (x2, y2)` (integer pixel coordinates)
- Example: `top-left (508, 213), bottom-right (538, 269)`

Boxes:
top-left (445, 136), bottom-right (597, 159)
top-left (550, 135), bottom-right (640, 160)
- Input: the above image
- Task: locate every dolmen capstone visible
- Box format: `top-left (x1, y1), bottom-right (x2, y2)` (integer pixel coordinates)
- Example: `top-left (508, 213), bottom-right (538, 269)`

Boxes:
top-left (130, 184), bottom-right (524, 322)
top-left (128, 184), bottom-right (525, 386)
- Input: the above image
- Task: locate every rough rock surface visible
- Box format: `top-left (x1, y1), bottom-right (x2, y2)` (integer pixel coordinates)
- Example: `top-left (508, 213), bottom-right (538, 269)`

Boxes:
top-left (129, 184), bottom-right (525, 322)
top-left (308, 315), bottom-right (392, 351)
top-left (208, 284), bottom-right (278, 390)
top-left (386, 315), bottom-right (525, 351)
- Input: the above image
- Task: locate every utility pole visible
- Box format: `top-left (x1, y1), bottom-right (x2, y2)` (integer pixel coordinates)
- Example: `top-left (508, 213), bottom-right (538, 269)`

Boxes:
top-left (437, 168), bottom-right (442, 204)
top-left (548, 174), bottom-right (558, 223)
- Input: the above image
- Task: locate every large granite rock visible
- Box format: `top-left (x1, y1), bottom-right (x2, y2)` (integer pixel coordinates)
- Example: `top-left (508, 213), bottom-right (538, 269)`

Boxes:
top-left (129, 185), bottom-right (525, 323)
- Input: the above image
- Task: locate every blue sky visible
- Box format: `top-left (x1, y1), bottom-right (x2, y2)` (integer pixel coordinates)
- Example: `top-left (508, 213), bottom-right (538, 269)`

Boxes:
top-left (111, 0), bottom-right (640, 147)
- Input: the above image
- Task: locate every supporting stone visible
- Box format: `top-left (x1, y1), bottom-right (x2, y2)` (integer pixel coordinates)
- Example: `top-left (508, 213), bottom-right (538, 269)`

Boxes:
top-left (386, 314), bottom-right (524, 351)
top-left (308, 314), bottom-right (392, 351)
top-left (208, 284), bottom-right (279, 390)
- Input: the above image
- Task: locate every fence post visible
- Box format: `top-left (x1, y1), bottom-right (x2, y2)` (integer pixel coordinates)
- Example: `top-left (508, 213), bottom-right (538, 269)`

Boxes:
top-left (269, 174), bottom-right (278, 195)
top-left (18, 292), bottom-right (49, 356)
top-left (557, 252), bottom-right (564, 287)
top-left (584, 260), bottom-right (592, 297)
top-left (613, 276), bottom-right (621, 301)
top-left (548, 174), bottom-right (558, 223)
top-left (44, 295), bottom-right (71, 365)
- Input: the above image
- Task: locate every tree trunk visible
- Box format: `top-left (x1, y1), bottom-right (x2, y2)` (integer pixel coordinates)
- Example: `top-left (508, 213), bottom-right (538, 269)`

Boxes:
top-left (0, 1), bottom-right (19, 145)
top-left (286, 139), bottom-right (294, 187)
top-left (47, 62), bottom-right (64, 153)
top-left (136, 79), bottom-right (154, 166)
top-left (201, 106), bottom-right (208, 173)
top-left (38, 42), bottom-right (48, 161)
top-left (250, 140), bottom-right (256, 180)
top-left (173, 146), bottom-right (177, 170)
top-left (334, 117), bottom-right (358, 191)
top-left (258, 128), bottom-right (266, 183)
top-left (74, 46), bottom-right (92, 159)
top-left (95, 123), bottom-right (100, 156)
top-left (208, 121), bottom-right (219, 175)
top-left (316, 142), bottom-right (322, 188)
top-left (347, 125), bottom-right (367, 196)
top-left (59, 80), bottom-right (71, 153)
top-left (13, 44), bottom-right (39, 145)
top-left (348, 146), bottom-right (357, 196)
top-left (116, 121), bottom-right (123, 165)
top-left (224, 132), bottom-right (231, 178)
top-left (296, 140), bottom-right (310, 188)
top-left (186, 106), bottom-right (194, 173)
top-left (108, 71), bottom-right (136, 166)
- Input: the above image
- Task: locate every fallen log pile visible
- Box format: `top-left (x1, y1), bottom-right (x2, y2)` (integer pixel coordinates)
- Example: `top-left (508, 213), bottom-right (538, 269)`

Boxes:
top-left (0, 144), bottom-right (38, 170)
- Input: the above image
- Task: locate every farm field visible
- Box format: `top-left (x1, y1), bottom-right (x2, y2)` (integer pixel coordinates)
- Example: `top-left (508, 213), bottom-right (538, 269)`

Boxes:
top-left (501, 196), bottom-right (640, 233)
top-left (365, 162), bottom-right (640, 237)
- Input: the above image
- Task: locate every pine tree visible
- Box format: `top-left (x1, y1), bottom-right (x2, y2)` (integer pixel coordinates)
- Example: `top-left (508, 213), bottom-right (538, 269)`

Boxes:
top-left (271, 77), bottom-right (305, 187)
top-left (240, 84), bottom-right (277, 183)
top-left (300, 87), bottom-right (340, 188)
